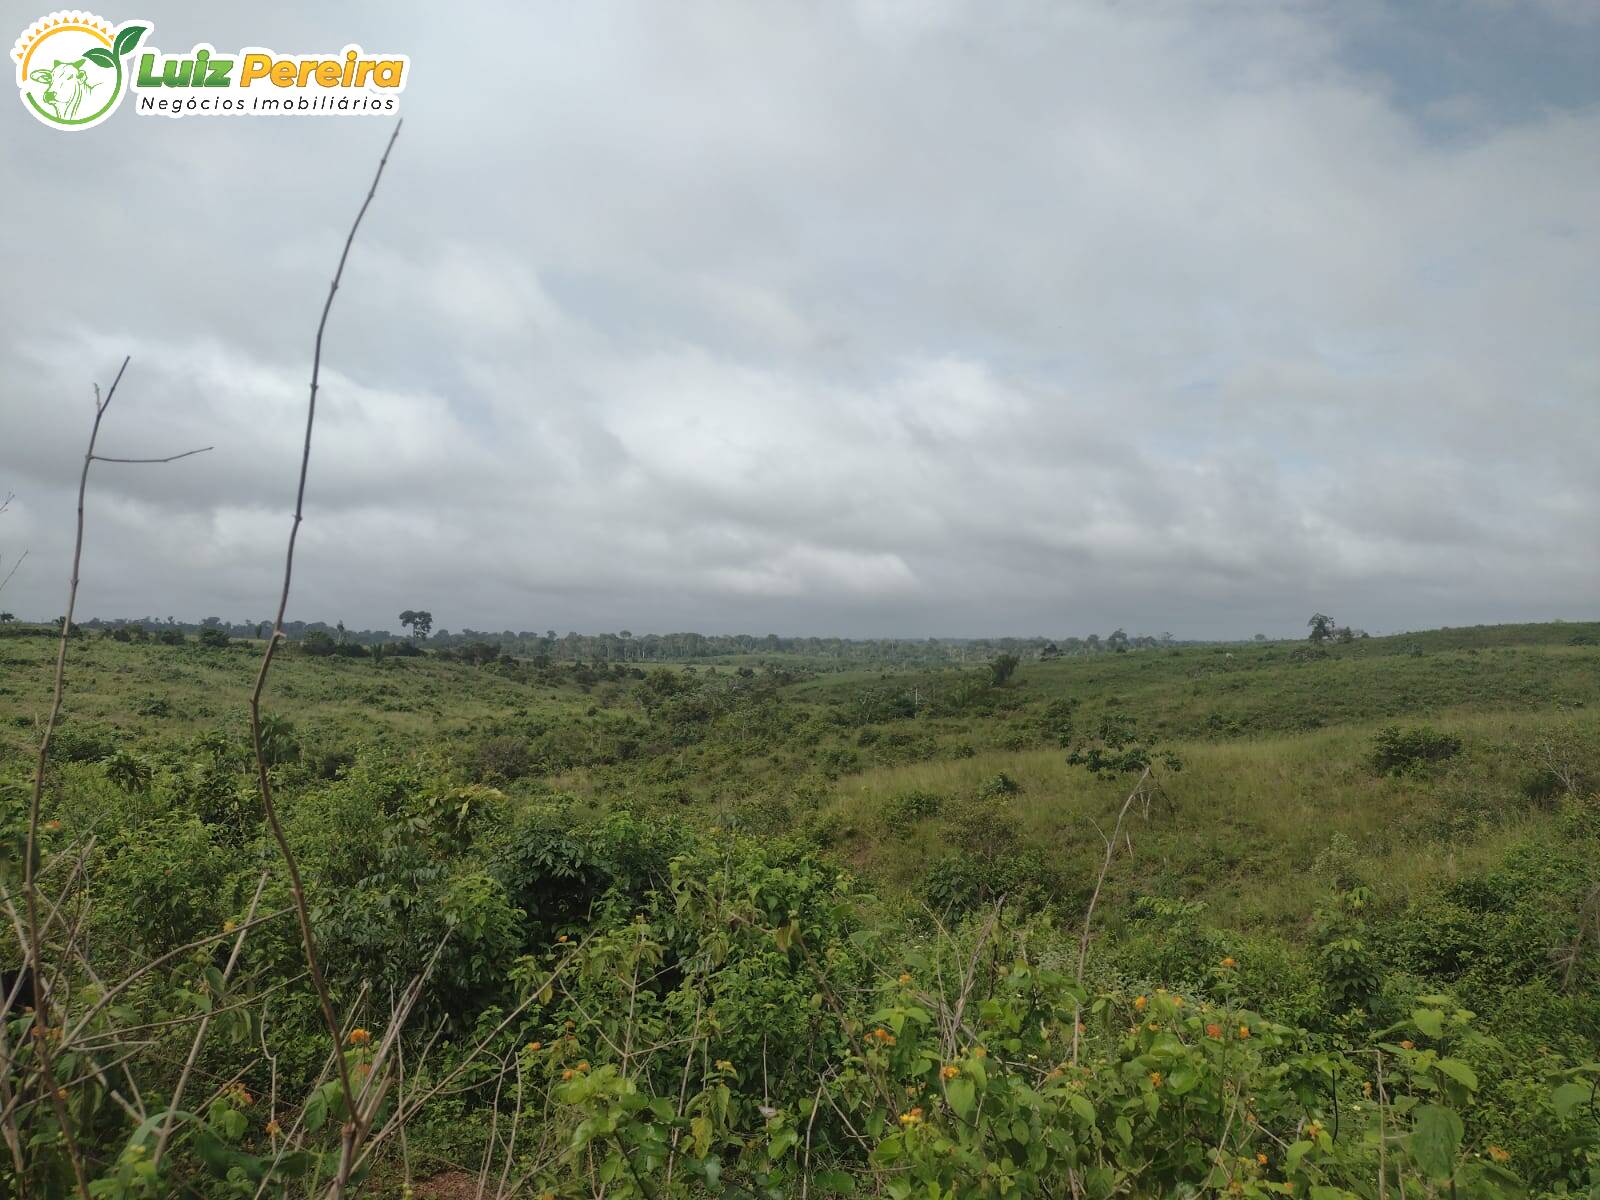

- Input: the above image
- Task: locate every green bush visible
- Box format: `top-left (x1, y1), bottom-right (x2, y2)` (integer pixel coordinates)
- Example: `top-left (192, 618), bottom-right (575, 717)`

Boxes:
top-left (882, 788), bottom-right (942, 833)
top-left (1370, 724), bottom-right (1464, 775)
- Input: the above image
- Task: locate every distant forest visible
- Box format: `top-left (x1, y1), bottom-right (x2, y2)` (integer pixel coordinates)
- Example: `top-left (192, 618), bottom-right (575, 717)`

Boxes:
top-left (59, 616), bottom-right (1194, 663)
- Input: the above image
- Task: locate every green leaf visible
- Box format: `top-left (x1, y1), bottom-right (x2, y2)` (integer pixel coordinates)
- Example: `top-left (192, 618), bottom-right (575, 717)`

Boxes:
top-left (1167, 1062), bottom-right (1200, 1095)
top-left (113, 25), bottom-right (147, 58)
top-left (870, 1131), bottom-right (905, 1165)
top-left (1068, 1094), bottom-right (1095, 1124)
top-left (1409, 1103), bottom-right (1463, 1180)
top-left (1412, 1008), bottom-right (1444, 1039)
top-left (947, 1077), bottom-right (975, 1119)
top-left (83, 47), bottom-right (114, 68)
top-left (815, 1168), bottom-right (856, 1195)
top-left (1434, 1057), bottom-right (1478, 1091)
top-left (1552, 1081), bottom-right (1591, 1120)
top-left (303, 1090), bottom-right (328, 1133)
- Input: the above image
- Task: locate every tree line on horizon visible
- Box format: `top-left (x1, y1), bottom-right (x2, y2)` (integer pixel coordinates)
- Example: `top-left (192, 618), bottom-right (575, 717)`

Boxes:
top-left (24, 615), bottom-right (1208, 664)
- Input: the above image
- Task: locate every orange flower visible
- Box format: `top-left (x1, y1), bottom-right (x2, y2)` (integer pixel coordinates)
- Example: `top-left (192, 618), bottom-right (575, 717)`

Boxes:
top-left (348, 1028), bottom-right (372, 1047)
top-left (1206, 1023), bottom-right (1224, 1038)
top-left (1133, 995), bottom-right (1148, 1011)
top-left (1400, 1040), bottom-right (1415, 1050)
top-left (1237, 1025), bottom-right (1251, 1039)
top-left (898, 973), bottom-right (912, 985)
top-left (557, 934), bottom-right (568, 943)
top-left (1487, 1146), bottom-right (1510, 1164)
top-left (576, 1060), bottom-right (590, 1073)
top-left (941, 1065), bottom-right (960, 1081)
top-left (972, 1045), bottom-right (987, 1059)
top-left (1172, 995), bottom-right (1184, 1007)
top-left (527, 1041), bottom-right (542, 1052)
top-left (266, 1119), bottom-right (281, 1137)
top-left (561, 1069), bottom-right (575, 1081)
top-left (1220, 956), bottom-right (1237, 969)
top-left (1256, 1153), bottom-right (1268, 1166)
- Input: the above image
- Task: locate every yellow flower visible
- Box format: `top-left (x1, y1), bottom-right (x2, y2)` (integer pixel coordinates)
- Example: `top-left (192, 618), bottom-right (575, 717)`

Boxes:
top-left (576, 1060), bottom-right (590, 1073)
top-left (941, 1065), bottom-right (960, 1081)
top-left (527, 1041), bottom-right (542, 1052)
top-left (898, 973), bottom-right (912, 985)
top-left (715, 1059), bottom-right (734, 1072)
top-left (1133, 995), bottom-right (1148, 1011)
top-left (557, 934), bottom-right (568, 943)
top-left (972, 1045), bottom-right (987, 1059)
top-left (1487, 1146), bottom-right (1510, 1164)
top-left (1362, 1081), bottom-right (1373, 1096)
top-left (266, 1119), bottom-right (281, 1137)
top-left (1221, 956), bottom-right (1237, 969)
top-left (1149, 1072), bottom-right (1163, 1088)
top-left (1256, 1153), bottom-right (1268, 1166)
top-left (1400, 1039), bottom-right (1415, 1050)
top-left (1146, 1021), bottom-right (1159, 1031)
top-left (1172, 995), bottom-right (1183, 1007)
top-left (1238, 1025), bottom-right (1251, 1040)
top-left (222, 919), bottom-right (237, 934)
top-left (348, 1028), bottom-right (372, 1046)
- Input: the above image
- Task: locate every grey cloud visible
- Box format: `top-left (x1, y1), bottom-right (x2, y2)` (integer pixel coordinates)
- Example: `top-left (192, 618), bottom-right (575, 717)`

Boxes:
top-left (2, 0), bottom-right (1596, 640)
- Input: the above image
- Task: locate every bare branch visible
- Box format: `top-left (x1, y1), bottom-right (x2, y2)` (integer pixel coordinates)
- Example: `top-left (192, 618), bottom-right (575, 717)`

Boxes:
top-left (90, 446), bottom-right (213, 464)
top-left (243, 119), bottom-right (402, 1198)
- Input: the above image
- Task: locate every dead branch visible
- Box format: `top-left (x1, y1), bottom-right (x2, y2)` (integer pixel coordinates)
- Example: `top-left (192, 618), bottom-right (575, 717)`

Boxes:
top-left (243, 119), bottom-right (401, 1198)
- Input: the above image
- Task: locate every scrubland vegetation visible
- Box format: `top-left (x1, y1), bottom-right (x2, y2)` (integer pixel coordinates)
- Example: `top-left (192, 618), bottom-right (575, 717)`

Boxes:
top-left (3, 618), bottom-right (1598, 1197)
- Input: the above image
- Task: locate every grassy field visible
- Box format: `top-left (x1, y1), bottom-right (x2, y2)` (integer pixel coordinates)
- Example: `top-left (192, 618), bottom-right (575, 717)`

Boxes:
top-left (3, 620), bottom-right (1598, 1195)
top-left (5, 620), bottom-right (1597, 936)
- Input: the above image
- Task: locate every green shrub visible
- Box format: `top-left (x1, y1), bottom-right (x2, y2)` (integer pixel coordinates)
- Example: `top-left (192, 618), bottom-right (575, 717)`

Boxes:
top-left (1370, 724), bottom-right (1463, 774)
top-left (882, 788), bottom-right (942, 833)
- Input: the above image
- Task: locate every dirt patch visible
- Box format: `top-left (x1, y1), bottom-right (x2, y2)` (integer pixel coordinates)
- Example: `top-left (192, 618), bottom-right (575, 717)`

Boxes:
top-left (413, 1171), bottom-right (478, 1200)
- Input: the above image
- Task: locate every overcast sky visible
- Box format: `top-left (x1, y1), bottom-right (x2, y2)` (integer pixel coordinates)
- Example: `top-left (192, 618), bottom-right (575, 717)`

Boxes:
top-left (2, 1), bottom-right (1596, 640)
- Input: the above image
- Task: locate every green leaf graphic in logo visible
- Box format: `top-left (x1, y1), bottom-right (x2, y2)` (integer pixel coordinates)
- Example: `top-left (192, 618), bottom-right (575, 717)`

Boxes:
top-left (83, 47), bottom-right (115, 68)
top-left (113, 25), bottom-right (148, 59)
